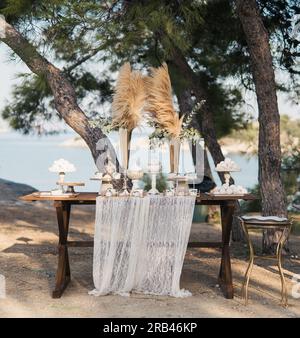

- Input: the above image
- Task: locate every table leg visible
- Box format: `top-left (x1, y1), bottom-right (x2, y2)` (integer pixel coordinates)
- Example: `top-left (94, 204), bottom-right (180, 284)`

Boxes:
top-left (218, 201), bottom-right (235, 299)
top-left (52, 201), bottom-right (71, 298)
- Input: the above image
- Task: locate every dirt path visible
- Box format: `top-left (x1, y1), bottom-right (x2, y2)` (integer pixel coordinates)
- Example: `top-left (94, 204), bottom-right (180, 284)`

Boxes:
top-left (0, 201), bottom-right (299, 318)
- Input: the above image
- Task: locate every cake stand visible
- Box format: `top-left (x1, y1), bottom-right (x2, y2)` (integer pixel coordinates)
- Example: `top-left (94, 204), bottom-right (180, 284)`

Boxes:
top-left (90, 175), bottom-right (121, 196)
top-left (215, 168), bottom-right (240, 187)
top-left (56, 181), bottom-right (85, 194)
top-left (167, 174), bottom-right (189, 196)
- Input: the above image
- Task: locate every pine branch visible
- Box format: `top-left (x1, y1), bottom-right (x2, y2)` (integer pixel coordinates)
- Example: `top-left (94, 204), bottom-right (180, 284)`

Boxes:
top-left (0, 16), bottom-right (115, 164)
top-left (64, 47), bottom-right (103, 74)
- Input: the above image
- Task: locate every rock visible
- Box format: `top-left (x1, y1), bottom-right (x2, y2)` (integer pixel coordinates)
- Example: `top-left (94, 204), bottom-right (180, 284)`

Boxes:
top-left (0, 178), bottom-right (36, 201)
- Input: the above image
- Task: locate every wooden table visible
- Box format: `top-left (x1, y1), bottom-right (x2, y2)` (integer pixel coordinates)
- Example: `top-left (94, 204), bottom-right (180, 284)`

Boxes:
top-left (20, 192), bottom-right (256, 299)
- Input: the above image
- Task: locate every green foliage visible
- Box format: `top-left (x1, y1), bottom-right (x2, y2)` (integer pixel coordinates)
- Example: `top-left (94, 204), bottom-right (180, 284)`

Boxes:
top-left (89, 114), bottom-right (116, 134)
top-left (148, 103), bottom-right (203, 145)
top-left (282, 169), bottom-right (300, 197)
top-left (2, 73), bottom-right (54, 134)
top-left (240, 184), bottom-right (262, 213)
top-left (241, 168), bottom-right (300, 214)
top-left (227, 115), bottom-right (300, 159)
top-left (142, 172), bottom-right (168, 193)
top-left (0, 0), bottom-right (41, 23)
top-left (280, 114), bottom-right (300, 139)
top-left (195, 73), bottom-right (247, 137)
top-left (279, 115), bottom-right (300, 171)
top-left (282, 150), bottom-right (300, 171)
top-left (2, 67), bottom-right (113, 134)
top-left (1, 0), bottom-right (299, 137)
top-left (258, 0), bottom-right (300, 75)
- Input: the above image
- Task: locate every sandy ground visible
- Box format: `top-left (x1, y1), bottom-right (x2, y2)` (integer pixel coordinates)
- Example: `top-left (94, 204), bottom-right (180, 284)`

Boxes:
top-left (0, 200), bottom-right (300, 318)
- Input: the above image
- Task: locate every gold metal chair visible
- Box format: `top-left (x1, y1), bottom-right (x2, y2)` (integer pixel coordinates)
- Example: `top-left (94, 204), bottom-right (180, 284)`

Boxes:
top-left (239, 216), bottom-right (292, 306)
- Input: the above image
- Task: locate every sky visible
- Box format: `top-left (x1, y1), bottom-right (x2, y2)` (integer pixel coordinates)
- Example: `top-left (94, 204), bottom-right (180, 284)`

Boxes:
top-left (0, 44), bottom-right (28, 131)
top-left (0, 43), bottom-right (299, 133)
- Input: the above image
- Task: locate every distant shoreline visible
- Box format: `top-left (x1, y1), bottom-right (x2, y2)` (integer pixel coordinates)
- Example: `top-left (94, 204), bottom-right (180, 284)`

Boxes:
top-left (0, 127), bottom-right (9, 134)
top-left (59, 136), bottom-right (88, 148)
top-left (59, 135), bottom-right (257, 155)
top-left (0, 178), bottom-right (36, 202)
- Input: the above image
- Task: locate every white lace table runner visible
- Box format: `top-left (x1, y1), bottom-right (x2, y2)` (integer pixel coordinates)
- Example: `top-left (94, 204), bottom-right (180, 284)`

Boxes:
top-left (89, 195), bottom-right (195, 297)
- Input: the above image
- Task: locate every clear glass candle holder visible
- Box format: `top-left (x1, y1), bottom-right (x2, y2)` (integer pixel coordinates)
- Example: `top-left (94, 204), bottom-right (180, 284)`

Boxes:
top-left (165, 189), bottom-right (175, 196)
top-left (189, 188), bottom-right (198, 196)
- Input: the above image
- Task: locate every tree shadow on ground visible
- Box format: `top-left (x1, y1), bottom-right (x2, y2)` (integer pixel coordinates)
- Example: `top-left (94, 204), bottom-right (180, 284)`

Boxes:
top-left (1, 203), bottom-right (300, 317)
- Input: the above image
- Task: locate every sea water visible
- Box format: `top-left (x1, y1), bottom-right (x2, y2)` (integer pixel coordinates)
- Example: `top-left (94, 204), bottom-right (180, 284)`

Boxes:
top-left (0, 131), bottom-right (259, 191)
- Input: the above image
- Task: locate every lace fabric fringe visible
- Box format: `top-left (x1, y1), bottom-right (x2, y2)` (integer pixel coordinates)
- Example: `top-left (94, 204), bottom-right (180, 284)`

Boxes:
top-left (89, 195), bottom-right (195, 298)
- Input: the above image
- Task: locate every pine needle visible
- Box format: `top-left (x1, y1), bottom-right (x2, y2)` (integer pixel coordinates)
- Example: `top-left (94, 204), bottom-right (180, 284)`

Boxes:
top-left (145, 63), bottom-right (183, 138)
top-left (112, 62), bottom-right (146, 131)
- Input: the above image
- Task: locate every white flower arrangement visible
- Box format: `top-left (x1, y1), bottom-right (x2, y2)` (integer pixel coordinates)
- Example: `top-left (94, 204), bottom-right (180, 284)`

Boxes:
top-left (148, 120), bottom-right (201, 147)
top-left (216, 158), bottom-right (240, 172)
top-left (49, 159), bottom-right (76, 173)
top-left (148, 100), bottom-right (204, 146)
top-left (213, 158), bottom-right (246, 195)
top-left (212, 184), bottom-right (247, 195)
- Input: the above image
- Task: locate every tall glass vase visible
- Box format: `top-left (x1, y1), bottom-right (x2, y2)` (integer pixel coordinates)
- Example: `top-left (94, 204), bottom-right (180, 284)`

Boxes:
top-left (190, 138), bottom-right (205, 186)
top-left (119, 128), bottom-right (132, 196)
top-left (169, 137), bottom-right (181, 174)
top-left (119, 128), bottom-right (132, 170)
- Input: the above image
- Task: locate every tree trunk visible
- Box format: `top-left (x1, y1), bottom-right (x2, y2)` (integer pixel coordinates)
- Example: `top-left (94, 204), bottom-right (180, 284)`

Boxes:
top-left (235, 0), bottom-right (288, 252)
top-left (167, 51), bottom-right (226, 182)
top-left (0, 17), bottom-right (115, 171)
top-left (168, 52), bottom-right (244, 241)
